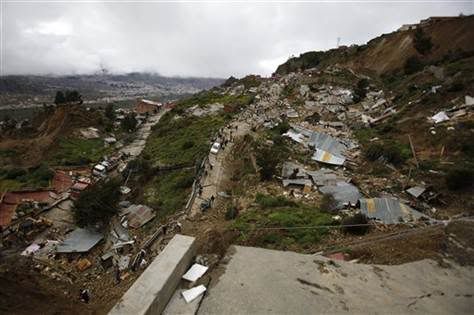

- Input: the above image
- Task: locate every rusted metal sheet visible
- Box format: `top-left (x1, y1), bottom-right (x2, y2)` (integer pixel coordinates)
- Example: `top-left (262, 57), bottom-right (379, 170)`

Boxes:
top-left (0, 203), bottom-right (17, 227)
top-left (312, 149), bottom-right (345, 165)
top-left (127, 205), bottom-right (156, 229)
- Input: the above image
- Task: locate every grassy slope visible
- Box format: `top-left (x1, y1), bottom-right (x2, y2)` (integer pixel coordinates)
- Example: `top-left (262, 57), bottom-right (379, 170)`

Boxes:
top-left (233, 194), bottom-right (333, 250)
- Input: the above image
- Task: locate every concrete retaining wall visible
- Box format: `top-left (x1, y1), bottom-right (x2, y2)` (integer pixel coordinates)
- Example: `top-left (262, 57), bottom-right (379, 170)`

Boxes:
top-left (109, 234), bottom-right (197, 315)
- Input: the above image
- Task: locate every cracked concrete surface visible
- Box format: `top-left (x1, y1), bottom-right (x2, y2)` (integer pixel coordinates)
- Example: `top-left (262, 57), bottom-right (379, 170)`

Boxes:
top-left (198, 246), bottom-right (474, 314)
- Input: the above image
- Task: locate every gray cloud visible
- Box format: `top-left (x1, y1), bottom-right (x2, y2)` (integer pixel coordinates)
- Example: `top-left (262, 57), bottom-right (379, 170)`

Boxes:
top-left (2, 1), bottom-right (471, 77)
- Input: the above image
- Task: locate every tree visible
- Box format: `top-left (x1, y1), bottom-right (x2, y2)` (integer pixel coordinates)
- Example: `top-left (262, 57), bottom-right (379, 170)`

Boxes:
top-left (404, 56), bottom-right (424, 74)
top-left (54, 91), bottom-right (66, 104)
top-left (73, 178), bottom-right (121, 227)
top-left (65, 90), bottom-right (82, 103)
top-left (413, 28), bottom-right (433, 55)
top-left (353, 78), bottom-right (369, 103)
top-left (121, 113), bottom-right (138, 132)
top-left (105, 103), bottom-right (116, 120)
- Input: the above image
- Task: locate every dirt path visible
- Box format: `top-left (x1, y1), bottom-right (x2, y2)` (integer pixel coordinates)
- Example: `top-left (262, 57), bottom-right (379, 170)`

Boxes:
top-left (119, 110), bottom-right (168, 159)
top-left (190, 120), bottom-right (251, 217)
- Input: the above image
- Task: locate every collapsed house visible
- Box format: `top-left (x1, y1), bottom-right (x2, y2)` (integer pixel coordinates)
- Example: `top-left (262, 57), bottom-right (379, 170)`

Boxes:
top-left (281, 162), bottom-right (360, 209)
top-left (56, 228), bottom-right (103, 253)
top-left (359, 198), bottom-right (428, 224)
top-left (283, 126), bottom-right (356, 165)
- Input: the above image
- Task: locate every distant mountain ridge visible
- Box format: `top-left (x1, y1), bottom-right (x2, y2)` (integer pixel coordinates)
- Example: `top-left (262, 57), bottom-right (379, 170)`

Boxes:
top-left (0, 73), bottom-right (225, 107)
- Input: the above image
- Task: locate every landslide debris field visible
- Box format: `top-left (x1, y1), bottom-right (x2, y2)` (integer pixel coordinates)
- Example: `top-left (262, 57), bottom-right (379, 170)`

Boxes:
top-left (1, 15), bottom-right (474, 314)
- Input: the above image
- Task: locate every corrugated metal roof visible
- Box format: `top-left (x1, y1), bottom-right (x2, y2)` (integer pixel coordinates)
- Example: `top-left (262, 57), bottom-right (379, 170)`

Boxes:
top-left (56, 228), bottom-right (103, 253)
top-left (359, 198), bottom-right (427, 224)
top-left (127, 205), bottom-right (155, 228)
top-left (312, 149), bottom-right (345, 165)
top-left (283, 126), bottom-right (357, 166)
top-left (306, 168), bottom-right (348, 186)
top-left (319, 182), bottom-right (360, 209)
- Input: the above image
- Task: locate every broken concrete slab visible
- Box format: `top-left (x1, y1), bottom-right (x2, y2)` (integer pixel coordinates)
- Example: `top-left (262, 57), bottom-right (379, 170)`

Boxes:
top-left (199, 246), bottom-right (474, 315)
top-left (182, 264), bottom-right (208, 282)
top-left (109, 234), bottom-right (197, 315)
top-left (182, 285), bottom-right (206, 303)
top-left (56, 228), bottom-right (103, 253)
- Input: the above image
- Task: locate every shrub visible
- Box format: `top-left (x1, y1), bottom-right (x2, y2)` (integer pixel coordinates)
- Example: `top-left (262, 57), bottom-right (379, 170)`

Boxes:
top-left (255, 193), bottom-right (296, 208)
top-left (364, 142), bottom-right (410, 165)
top-left (446, 167), bottom-right (474, 191)
top-left (121, 113), bottom-right (138, 132)
top-left (341, 213), bottom-right (369, 235)
top-left (353, 78), bottom-right (369, 103)
top-left (182, 140), bottom-right (195, 150)
top-left (225, 205), bottom-right (239, 220)
top-left (320, 194), bottom-right (338, 212)
top-left (271, 120), bottom-right (290, 135)
top-left (413, 28), bottom-right (433, 55)
top-left (105, 104), bottom-right (115, 120)
top-left (404, 56), bottom-right (424, 74)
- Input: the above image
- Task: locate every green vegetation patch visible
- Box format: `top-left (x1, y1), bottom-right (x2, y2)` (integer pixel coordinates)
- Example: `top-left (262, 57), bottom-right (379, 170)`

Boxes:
top-left (145, 114), bottom-right (227, 166)
top-left (233, 194), bottom-right (333, 249)
top-left (0, 164), bottom-right (54, 191)
top-left (143, 168), bottom-right (194, 218)
top-left (49, 138), bottom-right (110, 166)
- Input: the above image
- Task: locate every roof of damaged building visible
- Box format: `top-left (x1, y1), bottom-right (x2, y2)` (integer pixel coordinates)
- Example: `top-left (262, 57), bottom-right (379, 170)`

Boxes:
top-left (306, 168), bottom-right (348, 186)
top-left (283, 125), bottom-right (355, 165)
top-left (124, 204), bottom-right (156, 229)
top-left (359, 198), bottom-right (428, 224)
top-left (56, 228), bottom-right (103, 253)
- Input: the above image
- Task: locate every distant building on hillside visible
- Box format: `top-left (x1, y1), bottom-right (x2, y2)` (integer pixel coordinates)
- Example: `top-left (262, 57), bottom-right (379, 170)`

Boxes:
top-left (398, 24), bottom-right (419, 31)
top-left (134, 99), bottom-right (162, 114)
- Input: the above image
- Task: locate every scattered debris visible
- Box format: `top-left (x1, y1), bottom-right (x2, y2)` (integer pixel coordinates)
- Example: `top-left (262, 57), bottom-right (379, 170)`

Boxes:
top-left (406, 186), bottom-right (426, 199)
top-left (431, 111), bottom-right (450, 124)
top-left (182, 285), bottom-right (207, 303)
top-left (319, 182), bottom-right (360, 209)
top-left (182, 263), bottom-right (209, 282)
top-left (77, 258), bottom-right (92, 271)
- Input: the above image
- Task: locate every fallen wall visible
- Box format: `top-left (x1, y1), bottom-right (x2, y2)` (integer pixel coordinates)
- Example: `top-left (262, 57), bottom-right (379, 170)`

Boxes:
top-left (108, 234), bottom-right (197, 315)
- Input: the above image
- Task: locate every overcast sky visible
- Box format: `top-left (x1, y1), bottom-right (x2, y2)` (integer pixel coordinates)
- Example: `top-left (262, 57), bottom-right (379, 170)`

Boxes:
top-left (1, 1), bottom-right (472, 77)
